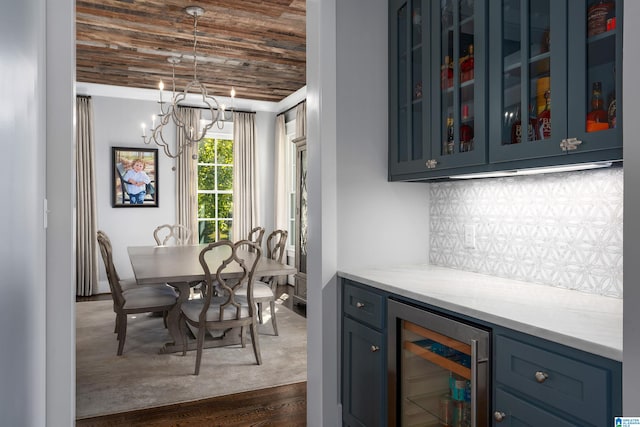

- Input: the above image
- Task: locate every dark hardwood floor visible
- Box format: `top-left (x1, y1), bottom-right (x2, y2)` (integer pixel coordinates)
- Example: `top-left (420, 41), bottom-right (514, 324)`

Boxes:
top-left (76, 382), bottom-right (307, 427)
top-left (76, 285), bottom-right (307, 426)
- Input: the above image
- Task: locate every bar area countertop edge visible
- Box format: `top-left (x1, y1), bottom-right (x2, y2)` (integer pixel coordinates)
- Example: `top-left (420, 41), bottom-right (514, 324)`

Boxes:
top-left (338, 264), bottom-right (622, 361)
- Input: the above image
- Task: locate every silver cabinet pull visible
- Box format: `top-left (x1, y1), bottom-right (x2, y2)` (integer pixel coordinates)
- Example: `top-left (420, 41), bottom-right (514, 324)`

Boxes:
top-left (535, 371), bottom-right (549, 383)
top-left (493, 411), bottom-right (506, 422)
top-left (560, 137), bottom-right (582, 151)
top-left (356, 302), bottom-right (365, 308)
top-left (425, 159), bottom-right (438, 169)
top-left (370, 345), bottom-right (380, 352)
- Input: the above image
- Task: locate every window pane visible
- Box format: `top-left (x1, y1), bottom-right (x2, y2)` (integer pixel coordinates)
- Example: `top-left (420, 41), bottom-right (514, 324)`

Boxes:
top-left (198, 193), bottom-right (216, 218)
top-left (199, 220), bottom-right (216, 243)
top-left (217, 166), bottom-right (233, 190)
top-left (198, 138), bottom-right (216, 163)
top-left (198, 165), bottom-right (216, 190)
top-left (218, 193), bottom-right (233, 218)
top-left (218, 220), bottom-right (232, 241)
top-left (217, 139), bottom-right (233, 164)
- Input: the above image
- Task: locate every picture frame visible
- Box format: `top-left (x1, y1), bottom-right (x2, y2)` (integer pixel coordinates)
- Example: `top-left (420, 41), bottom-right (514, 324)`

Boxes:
top-left (112, 146), bottom-right (159, 208)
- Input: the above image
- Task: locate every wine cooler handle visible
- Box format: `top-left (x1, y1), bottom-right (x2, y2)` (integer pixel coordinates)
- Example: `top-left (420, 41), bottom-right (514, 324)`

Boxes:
top-left (471, 339), bottom-right (478, 427)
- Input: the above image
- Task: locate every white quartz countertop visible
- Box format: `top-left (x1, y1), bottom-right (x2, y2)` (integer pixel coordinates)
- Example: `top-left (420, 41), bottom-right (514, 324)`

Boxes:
top-left (338, 264), bottom-right (622, 361)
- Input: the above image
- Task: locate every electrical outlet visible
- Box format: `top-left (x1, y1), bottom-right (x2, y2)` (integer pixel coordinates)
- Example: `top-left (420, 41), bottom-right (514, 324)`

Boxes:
top-left (464, 224), bottom-right (475, 249)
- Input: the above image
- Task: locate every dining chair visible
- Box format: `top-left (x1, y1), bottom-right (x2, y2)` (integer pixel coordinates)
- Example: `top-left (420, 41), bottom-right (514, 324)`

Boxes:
top-left (180, 239), bottom-right (263, 375)
top-left (236, 229), bottom-right (288, 335)
top-left (153, 223), bottom-right (192, 246)
top-left (247, 226), bottom-right (265, 247)
top-left (97, 230), bottom-right (179, 355)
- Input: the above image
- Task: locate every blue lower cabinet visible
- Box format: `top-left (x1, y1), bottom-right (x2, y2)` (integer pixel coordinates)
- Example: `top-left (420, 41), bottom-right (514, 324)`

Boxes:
top-left (493, 329), bottom-right (622, 427)
top-left (493, 388), bottom-right (581, 427)
top-left (342, 316), bottom-right (386, 427)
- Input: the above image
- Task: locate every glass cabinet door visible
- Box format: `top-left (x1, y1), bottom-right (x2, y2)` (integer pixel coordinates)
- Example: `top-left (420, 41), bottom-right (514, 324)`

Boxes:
top-left (389, 0), bottom-right (432, 176)
top-left (432, 0), bottom-right (486, 168)
top-left (489, 0), bottom-right (568, 163)
top-left (566, 0), bottom-right (621, 153)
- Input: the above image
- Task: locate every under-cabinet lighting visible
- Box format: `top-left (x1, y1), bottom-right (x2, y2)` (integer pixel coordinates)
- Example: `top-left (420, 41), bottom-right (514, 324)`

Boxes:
top-left (450, 162), bottom-right (613, 180)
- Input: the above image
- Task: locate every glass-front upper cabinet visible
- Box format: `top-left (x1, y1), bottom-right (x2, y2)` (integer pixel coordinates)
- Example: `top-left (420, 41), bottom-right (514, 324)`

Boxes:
top-left (489, 0), bottom-right (568, 163)
top-left (389, 0), bottom-right (431, 177)
top-left (389, 0), bottom-right (487, 179)
top-left (433, 0), bottom-right (487, 169)
top-left (489, 0), bottom-right (622, 164)
top-left (566, 0), bottom-right (622, 152)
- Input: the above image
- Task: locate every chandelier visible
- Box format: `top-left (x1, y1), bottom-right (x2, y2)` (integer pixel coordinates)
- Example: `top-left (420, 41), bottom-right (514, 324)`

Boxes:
top-left (140, 6), bottom-right (235, 158)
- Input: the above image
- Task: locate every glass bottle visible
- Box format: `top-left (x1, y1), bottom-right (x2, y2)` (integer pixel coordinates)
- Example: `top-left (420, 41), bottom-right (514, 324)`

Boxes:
top-left (460, 44), bottom-right (474, 83)
top-left (460, 104), bottom-right (473, 152)
top-left (587, 0), bottom-right (613, 37)
top-left (537, 90), bottom-right (551, 140)
top-left (510, 106), bottom-right (537, 144)
top-left (586, 81), bottom-right (609, 132)
top-left (444, 114), bottom-right (454, 155)
top-left (608, 88), bottom-right (616, 129)
top-left (441, 56), bottom-right (453, 89)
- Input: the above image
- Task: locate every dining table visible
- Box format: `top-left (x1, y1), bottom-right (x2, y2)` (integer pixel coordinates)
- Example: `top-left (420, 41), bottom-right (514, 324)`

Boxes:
top-left (127, 243), bottom-right (297, 354)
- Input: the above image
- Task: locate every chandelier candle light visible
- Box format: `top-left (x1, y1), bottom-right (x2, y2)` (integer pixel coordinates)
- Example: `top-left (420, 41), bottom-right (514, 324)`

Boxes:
top-left (140, 6), bottom-right (235, 158)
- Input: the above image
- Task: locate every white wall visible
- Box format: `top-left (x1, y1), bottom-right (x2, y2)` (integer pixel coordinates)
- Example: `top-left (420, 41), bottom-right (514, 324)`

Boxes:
top-left (89, 97), bottom-right (282, 293)
top-left (307, 0), bottom-right (430, 424)
top-left (0, 0), bottom-right (48, 425)
top-left (623, 0), bottom-right (640, 413)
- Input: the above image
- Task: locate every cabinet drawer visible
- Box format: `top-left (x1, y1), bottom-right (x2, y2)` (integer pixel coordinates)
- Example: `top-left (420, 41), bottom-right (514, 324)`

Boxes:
top-left (494, 387), bottom-right (581, 427)
top-left (495, 334), bottom-right (609, 425)
top-left (343, 281), bottom-right (384, 329)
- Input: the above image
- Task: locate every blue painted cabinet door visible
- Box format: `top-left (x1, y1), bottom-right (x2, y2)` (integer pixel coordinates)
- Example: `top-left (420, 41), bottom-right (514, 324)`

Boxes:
top-left (389, 0), bottom-right (488, 181)
top-left (342, 316), bottom-right (386, 427)
top-left (488, 0), bottom-right (622, 166)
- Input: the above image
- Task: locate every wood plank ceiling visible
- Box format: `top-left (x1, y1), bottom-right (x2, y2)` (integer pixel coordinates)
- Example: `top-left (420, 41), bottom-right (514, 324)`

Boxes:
top-left (76, 0), bottom-right (306, 103)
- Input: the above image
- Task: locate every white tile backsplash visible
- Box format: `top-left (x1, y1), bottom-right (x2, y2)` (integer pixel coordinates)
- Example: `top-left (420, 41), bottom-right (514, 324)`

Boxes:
top-left (429, 167), bottom-right (623, 298)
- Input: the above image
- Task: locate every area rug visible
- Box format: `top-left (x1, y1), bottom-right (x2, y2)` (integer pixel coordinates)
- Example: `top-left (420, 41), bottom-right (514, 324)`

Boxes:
top-left (76, 299), bottom-right (307, 419)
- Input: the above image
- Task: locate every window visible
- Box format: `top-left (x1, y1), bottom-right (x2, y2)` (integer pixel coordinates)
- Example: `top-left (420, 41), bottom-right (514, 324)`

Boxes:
top-left (197, 137), bottom-right (233, 243)
top-left (285, 119), bottom-right (297, 249)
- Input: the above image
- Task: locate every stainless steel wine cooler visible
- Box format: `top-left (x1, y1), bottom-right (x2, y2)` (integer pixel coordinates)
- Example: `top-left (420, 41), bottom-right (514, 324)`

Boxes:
top-left (387, 299), bottom-right (490, 427)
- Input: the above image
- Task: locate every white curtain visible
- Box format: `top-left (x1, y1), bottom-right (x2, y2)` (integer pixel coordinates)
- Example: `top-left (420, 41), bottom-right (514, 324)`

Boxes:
top-left (295, 101), bottom-right (306, 138)
top-left (232, 112), bottom-right (259, 242)
top-left (76, 96), bottom-right (98, 296)
top-left (175, 106), bottom-right (200, 244)
top-left (274, 114), bottom-right (288, 232)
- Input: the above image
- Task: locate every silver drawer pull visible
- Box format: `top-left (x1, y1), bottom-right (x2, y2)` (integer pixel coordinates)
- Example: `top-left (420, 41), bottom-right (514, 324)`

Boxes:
top-left (494, 411), bottom-right (506, 422)
top-left (356, 302), bottom-right (365, 308)
top-left (370, 345), bottom-right (380, 352)
top-left (534, 371), bottom-right (549, 383)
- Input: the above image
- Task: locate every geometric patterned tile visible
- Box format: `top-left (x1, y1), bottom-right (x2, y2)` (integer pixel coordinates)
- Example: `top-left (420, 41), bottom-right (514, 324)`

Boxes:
top-left (429, 168), bottom-right (623, 298)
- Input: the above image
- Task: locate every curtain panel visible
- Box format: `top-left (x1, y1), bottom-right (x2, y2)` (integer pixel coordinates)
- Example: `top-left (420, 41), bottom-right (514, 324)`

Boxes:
top-left (232, 112), bottom-right (259, 242)
top-left (274, 114), bottom-right (288, 232)
top-left (175, 106), bottom-right (200, 245)
top-left (76, 96), bottom-right (98, 296)
top-left (295, 101), bottom-right (306, 138)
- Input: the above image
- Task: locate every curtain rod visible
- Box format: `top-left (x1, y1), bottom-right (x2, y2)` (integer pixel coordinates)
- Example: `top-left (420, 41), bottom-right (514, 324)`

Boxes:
top-left (277, 99), bottom-right (306, 117)
top-left (183, 105), bottom-right (255, 115)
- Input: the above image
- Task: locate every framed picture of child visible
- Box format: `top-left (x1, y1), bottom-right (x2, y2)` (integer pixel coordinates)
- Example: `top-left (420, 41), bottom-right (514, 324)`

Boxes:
top-left (112, 147), bottom-right (159, 207)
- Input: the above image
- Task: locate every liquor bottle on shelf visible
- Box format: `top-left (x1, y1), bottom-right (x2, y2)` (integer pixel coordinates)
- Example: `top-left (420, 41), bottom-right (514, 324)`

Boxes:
top-left (441, 56), bottom-right (453, 90)
top-left (460, 44), bottom-right (474, 83)
top-left (537, 90), bottom-right (551, 140)
top-left (510, 105), bottom-right (537, 144)
top-left (586, 81), bottom-right (609, 132)
top-left (587, 0), bottom-right (613, 37)
top-left (459, 104), bottom-right (473, 152)
top-left (444, 114), bottom-right (454, 155)
top-left (608, 88), bottom-right (616, 128)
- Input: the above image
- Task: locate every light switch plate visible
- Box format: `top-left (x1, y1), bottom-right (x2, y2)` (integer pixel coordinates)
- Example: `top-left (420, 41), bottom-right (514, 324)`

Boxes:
top-left (464, 224), bottom-right (475, 249)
